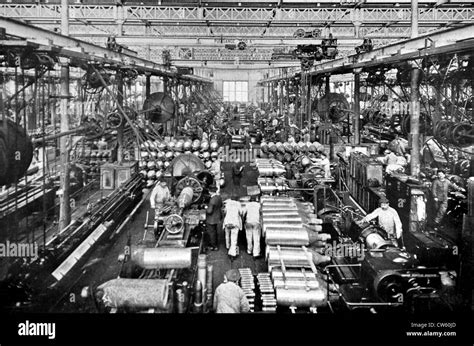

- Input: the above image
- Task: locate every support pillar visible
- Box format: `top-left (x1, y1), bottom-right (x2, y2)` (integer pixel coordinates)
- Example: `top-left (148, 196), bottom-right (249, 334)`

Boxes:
top-left (58, 0), bottom-right (70, 232)
top-left (279, 81), bottom-right (284, 116)
top-left (145, 73), bottom-right (151, 98)
top-left (58, 59), bottom-right (71, 231)
top-left (325, 75), bottom-right (330, 95)
top-left (353, 70), bottom-right (361, 144)
top-left (117, 70), bottom-right (124, 163)
top-left (306, 74), bottom-right (312, 125)
top-left (295, 79), bottom-right (300, 128)
top-left (410, 64), bottom-right (421, 177)
top-left (433, 85), bottom-right (441, 125)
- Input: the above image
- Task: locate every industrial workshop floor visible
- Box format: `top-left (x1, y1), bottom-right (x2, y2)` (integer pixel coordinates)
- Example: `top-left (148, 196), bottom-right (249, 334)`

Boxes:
top-left (49, 161), bottom-right (266, 312)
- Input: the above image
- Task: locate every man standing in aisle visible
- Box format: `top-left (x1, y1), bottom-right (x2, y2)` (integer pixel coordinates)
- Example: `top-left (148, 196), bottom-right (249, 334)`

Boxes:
top-left (431, 170), bottom-right (465, 230)
top-left (231, 157), bottom-right (244, 197)
top-left (223, 198), bottom-right (244, 260)
top-left (213, 269), bottom-right (250, 313)
top-left (361, 196), bottom-right (403, 246)
top-left (243, 197), bottom-right (262, 259)
top-left (205, 186), bottom-right (223, 252)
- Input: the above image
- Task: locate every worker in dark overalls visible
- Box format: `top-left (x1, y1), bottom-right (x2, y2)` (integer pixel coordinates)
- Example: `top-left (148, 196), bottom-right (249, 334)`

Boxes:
top-left (431, 170), bottom-right (465, 230)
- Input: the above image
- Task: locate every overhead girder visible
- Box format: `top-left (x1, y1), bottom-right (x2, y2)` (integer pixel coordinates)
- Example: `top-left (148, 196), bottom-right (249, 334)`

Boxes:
top-left (3, 4), bottom-right (472, 28)
top-left (2, 3), bottom-right (472, 66)
top-left (3, 4), bottom-right (472, 24)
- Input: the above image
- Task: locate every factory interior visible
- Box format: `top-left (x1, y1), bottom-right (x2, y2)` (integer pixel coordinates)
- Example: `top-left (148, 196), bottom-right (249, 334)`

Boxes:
top-left (0, 0), bottom-right (473, 329)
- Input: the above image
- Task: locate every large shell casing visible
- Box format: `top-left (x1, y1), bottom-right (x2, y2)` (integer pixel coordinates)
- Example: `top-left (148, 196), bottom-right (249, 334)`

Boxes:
top-left (96, 278), bottom-right (169, 310)
top-left (131, 246), bottom-right (192, 269)
top-left (275, 287), bottom-right (327, 307)
top-left (265, 228), bottom-right (309, 246)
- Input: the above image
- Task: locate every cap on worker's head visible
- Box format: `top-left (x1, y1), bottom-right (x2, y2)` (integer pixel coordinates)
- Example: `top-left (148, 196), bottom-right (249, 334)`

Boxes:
top-left (225, 269), bottom-right (240, 282)
top-left (379, 196), bottom-right (389, 204)
top-left (384, 149), bottom-right (391, 155)
top-left (159, 180), bottom-right (168, 186)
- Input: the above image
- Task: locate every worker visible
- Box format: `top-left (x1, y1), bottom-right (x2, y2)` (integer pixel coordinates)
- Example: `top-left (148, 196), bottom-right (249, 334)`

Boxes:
top-left (97, 137), bottom-right (108, 150)
top-left (223, 198), bottom-right (244, 260)
top-left (361, 196), bottom-right (403, 245)
top-left (226, 126), bottom-right (236, 147)
top-left (383, 149), bottom-right (403, 175)
top-left (183, 118), bottom-right (193, 137)
top-left (205, 186), bottom-right (223, 252)
top-left (302, 127), bottom-right (311, 143)
top-left (243, 197), bottom-right (262, 258)
top-left (288, 119), bottom-right (298, 138)
top-left (383, 149), bottom-right (398, 165)
top-left (210, 156), bottom-right (222, 187)
top-left (213, 269), bottom-right (250, 313)
top-left (149, 180), bottom-right (171, 209)
top-left (431, 170), bottom-right (465, 230)
top-left (196, 125), bottom-right (204, 139)
top-left (202, 130), bottom-right (209, 142)
top-left (389, 134), bottom-right (407, 156)
top-left (395, 152), bottom-right (408, 168)
top-left (271, 116), bottom-right (279, 127)
top-left (319, 152), bottom-right (331, 179)
top-left (231, 157), bottom-right (244, 196)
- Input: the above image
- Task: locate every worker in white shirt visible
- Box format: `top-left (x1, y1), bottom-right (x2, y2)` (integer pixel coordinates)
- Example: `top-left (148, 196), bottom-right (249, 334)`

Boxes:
top-left (223, 199), bottom-right (244, 260)
top-left (319, 152), bottom-right (331, 179)
top-left (149, 180), bottom-right (171, 209)
top-left (383, 149), bottom-right (404, 175)
top-left (243, 197), bottom-right (262, 258)
top-left (361, 196), bottom-right (403, 245)
top-left (210, 157), bottom-right (222, 188)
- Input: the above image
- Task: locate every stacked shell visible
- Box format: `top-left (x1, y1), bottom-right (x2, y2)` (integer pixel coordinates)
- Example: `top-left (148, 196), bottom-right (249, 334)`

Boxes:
top-left (138, 138), bottom-right (220, 187)
top-left (255, 158), bottom-right (289, 194)
top-left (259, 140), bottom-right (327, 178)
top-left (261, 196), bottom-right (331, 309)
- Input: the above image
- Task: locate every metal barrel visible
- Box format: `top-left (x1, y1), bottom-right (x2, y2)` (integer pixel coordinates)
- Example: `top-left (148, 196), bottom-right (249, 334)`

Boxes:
top-left (265, 228), bottom-right (309, 246)
top-left (273, 279), bottom-right (320, 290)
top-left (275, 287), bottom-right (327, 308)
top-left (131, 246), bottom-right (192, 269)
top-left (271, 269), bottom-right (317, 281)
top-left (266, 246), bottom-right (312, 267)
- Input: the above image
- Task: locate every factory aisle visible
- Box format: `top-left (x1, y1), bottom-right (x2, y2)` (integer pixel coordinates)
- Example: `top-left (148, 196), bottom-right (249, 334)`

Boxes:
top-left (205, 226), bottom-right (267, 290)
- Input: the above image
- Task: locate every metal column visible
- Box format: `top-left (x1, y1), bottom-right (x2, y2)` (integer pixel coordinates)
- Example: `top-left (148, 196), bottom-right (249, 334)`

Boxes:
top-left (295, 78), bottom-right (300, 128)
top-left (353, 71), bottom-right (361, 144)
top-left (117, 70), bottom-right (124, 163)
top-left (145, 73), bottom-right (151, 98)
top-left (58, 0), bottom-right (70, 231)
top-left (306, 74), bottom-right (312, 125)
top-left (410, 65), bottom-right (421, 176)
top-left (279, 81), bottom-right (283, 115)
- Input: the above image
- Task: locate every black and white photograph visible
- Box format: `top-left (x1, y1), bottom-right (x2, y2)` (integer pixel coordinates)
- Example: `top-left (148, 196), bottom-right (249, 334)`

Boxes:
top-left (0, 0), bottom-right (472, 344)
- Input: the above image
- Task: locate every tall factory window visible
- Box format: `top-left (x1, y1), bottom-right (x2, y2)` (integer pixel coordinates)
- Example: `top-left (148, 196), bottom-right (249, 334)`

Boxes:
top-left (223, 81), bottom-right (248, 102)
